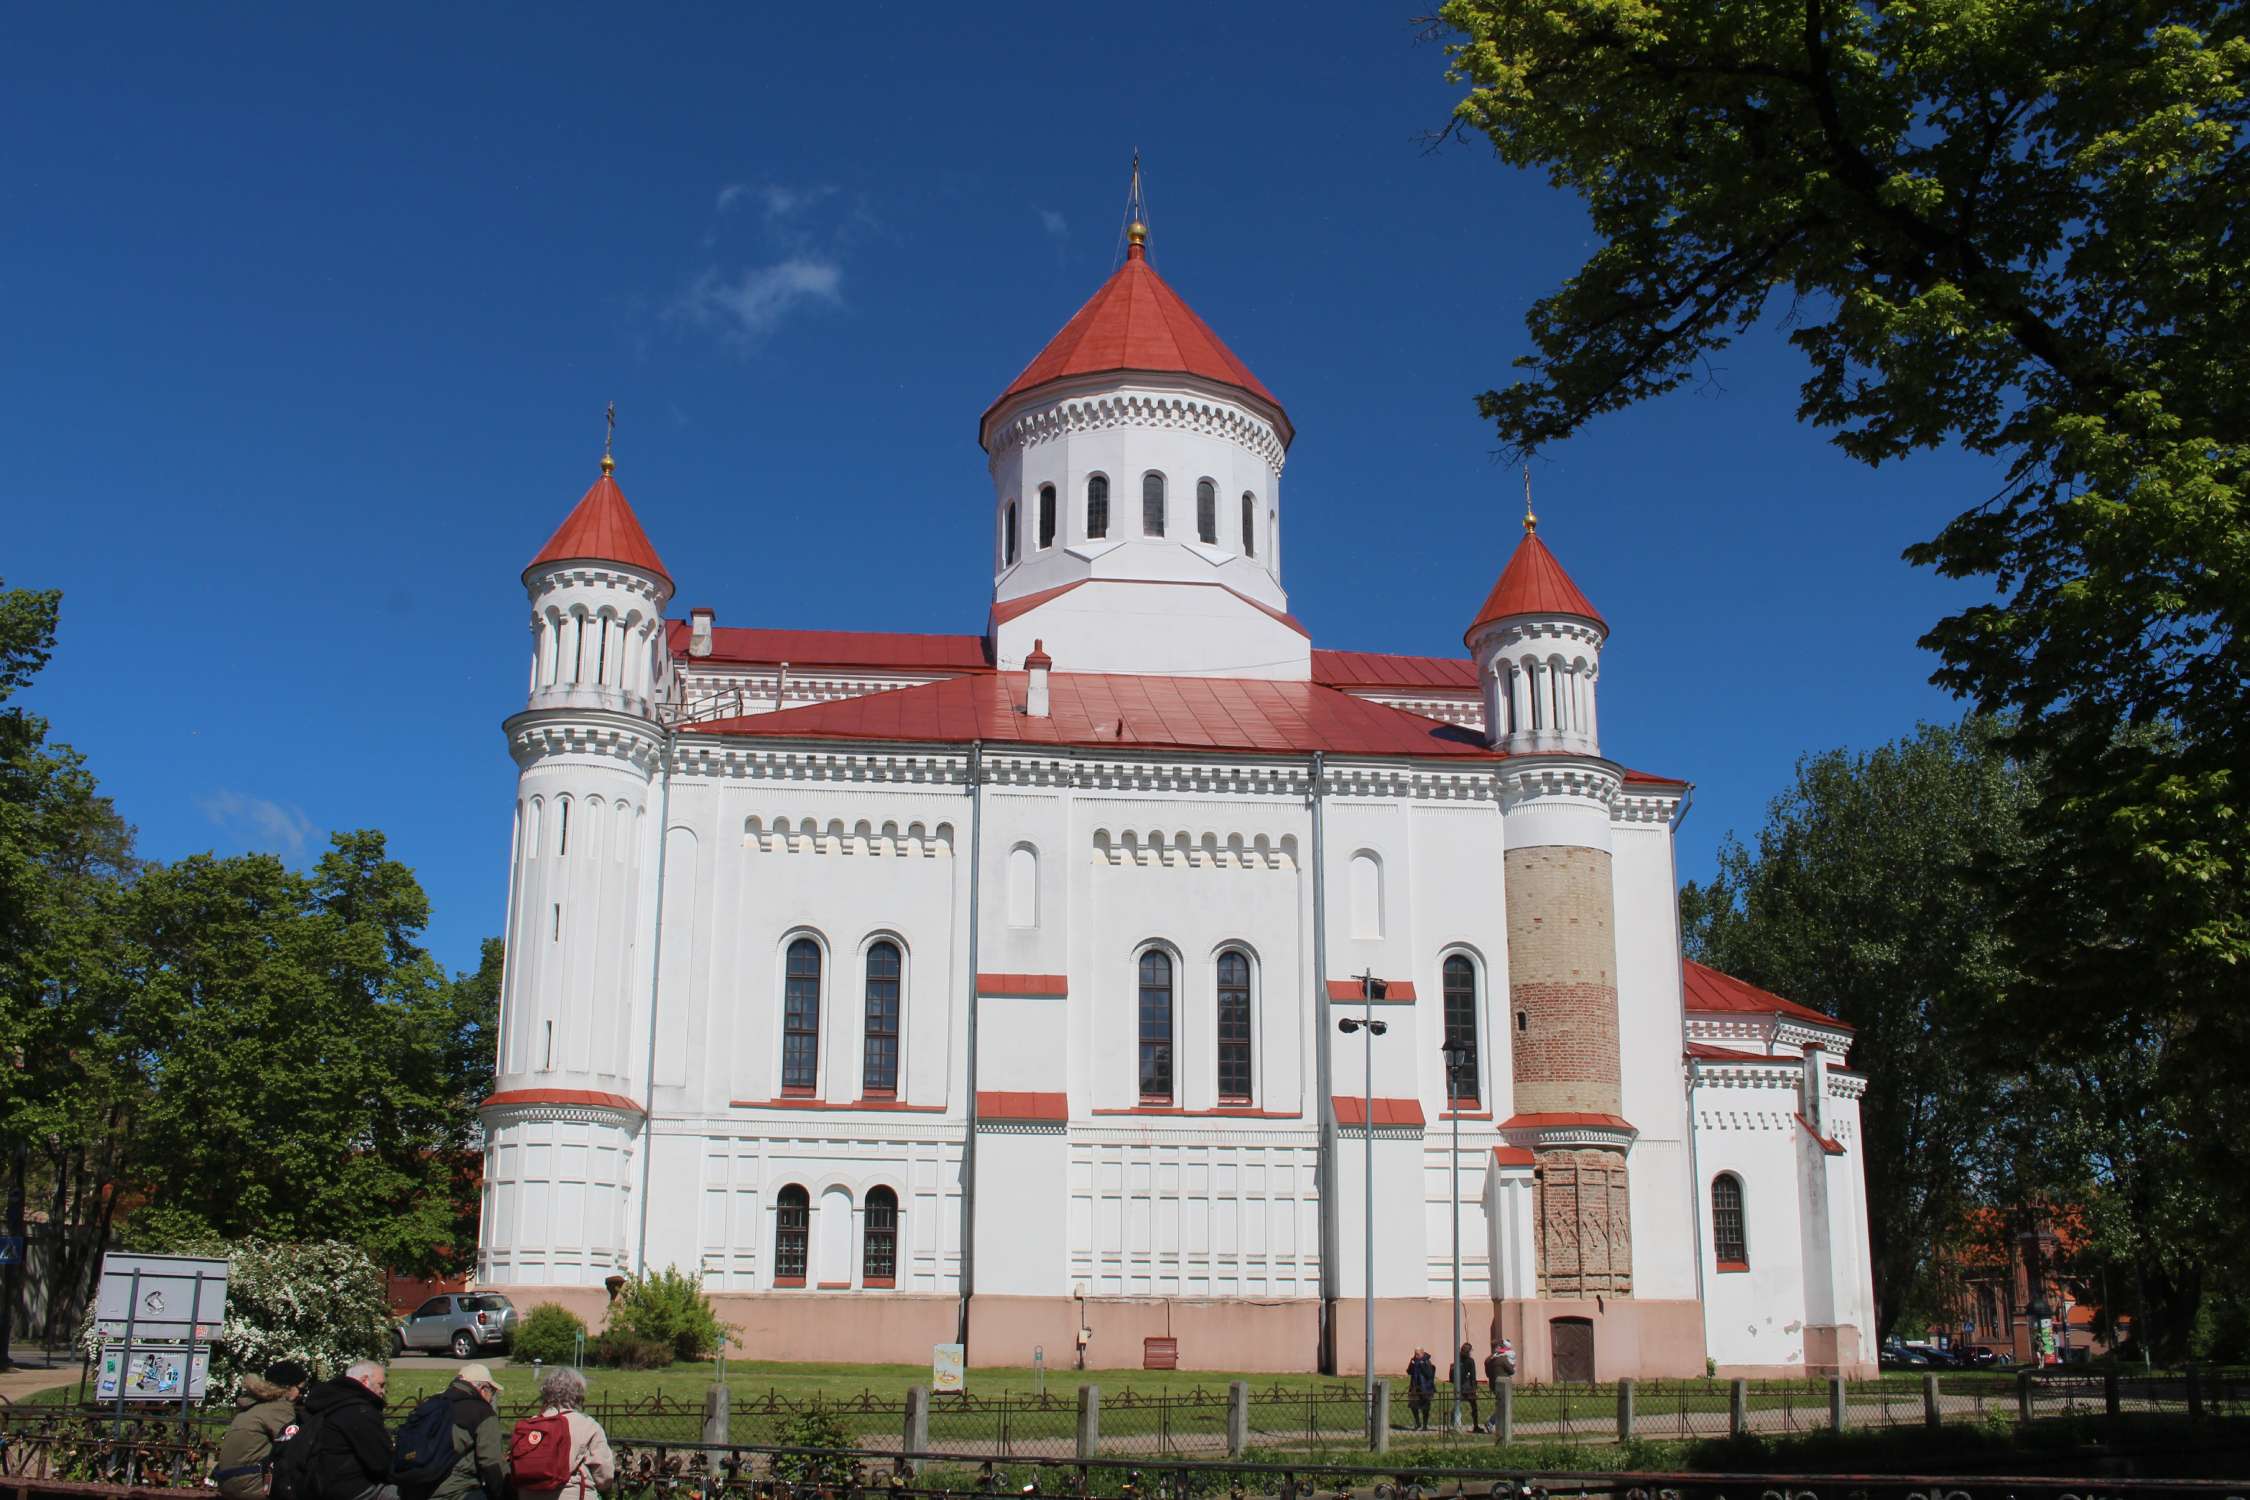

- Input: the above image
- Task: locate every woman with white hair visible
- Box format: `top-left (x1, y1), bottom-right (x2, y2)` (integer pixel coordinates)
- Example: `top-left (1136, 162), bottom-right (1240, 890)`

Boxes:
top-left (506, 1366), bottom-right (615, 1500)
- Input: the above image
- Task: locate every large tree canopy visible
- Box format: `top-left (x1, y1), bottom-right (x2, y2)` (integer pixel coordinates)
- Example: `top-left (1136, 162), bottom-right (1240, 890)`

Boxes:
top-left (1438, 0), bottom-right (2247, 966)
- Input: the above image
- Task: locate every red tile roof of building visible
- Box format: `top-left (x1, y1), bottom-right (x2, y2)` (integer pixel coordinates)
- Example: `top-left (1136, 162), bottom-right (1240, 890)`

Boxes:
top-left (984, 241), bottom-right (1291, 445)
top-left (1500, 1111), bottom-right (1635, 1130)
top-left (527, 472), bottom-right (671, 585)
top-left (666, 621), bottom-right (992, 672)
top-left (1465, 532), bottom-right (1605, 643)
top-left (1682, 959), bottom-right (1853, 1031)
top-left (1685, 1041), bottom-right (1781, 1063)
top-left (1491, 1145), bottom-right (1536, 1167)
top-left (1332, 1097), bottom-right (1427, 1128)
top-left (683, 670), bottom-right (1503, 758)
top-left (481, 1088), bottom-right (644, 1116)
top-left (1310, 650), bottom-right (1479, 691)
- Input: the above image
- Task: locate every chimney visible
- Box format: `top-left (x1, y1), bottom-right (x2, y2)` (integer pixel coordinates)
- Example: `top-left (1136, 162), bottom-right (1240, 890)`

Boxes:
top-left (688, 607), bottom-right (715, 658)
top-left (1025, 638), bottom-right (1052, 718)
top-left (1802, 1041), bottom-right (1829, 1134)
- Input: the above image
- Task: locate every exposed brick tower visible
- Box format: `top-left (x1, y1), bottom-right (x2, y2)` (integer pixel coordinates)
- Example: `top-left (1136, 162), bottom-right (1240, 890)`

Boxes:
top-left (1467, 502), bottom-right (1634, 1298)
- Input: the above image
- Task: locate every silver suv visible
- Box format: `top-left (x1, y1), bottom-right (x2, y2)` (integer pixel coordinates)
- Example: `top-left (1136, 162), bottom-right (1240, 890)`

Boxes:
top-left (393, 1293), bottom-right (516, 1358)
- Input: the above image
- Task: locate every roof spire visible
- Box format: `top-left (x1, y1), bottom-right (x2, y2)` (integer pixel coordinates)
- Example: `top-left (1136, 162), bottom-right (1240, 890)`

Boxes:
top-left (1522, 462), bottom-right (1537, 534)
top-left (601, 401), bottom-right (617, 476)
top-left (1123, 149), bottom-right (1149, 261)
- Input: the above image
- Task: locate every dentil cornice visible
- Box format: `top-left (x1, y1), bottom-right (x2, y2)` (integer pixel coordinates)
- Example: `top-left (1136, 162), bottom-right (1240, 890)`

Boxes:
top-left (1496, 757), bottom-right (1623, 810)
top-left (506, 709), bottom-right (666, 774)
top-left (986, 391), bottom-right (1288, 474)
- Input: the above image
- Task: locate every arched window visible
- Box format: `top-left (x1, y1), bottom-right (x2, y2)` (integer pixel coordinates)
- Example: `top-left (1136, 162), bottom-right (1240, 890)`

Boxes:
top-left (864, 1186), bottom-right (898, 1286)
top-left (782, 938), bottom-right (821, 1094)
top-left (1196, 478), bottom-right (1217, 543)
top-left (1712, 1174), bottom-right (1748, 1269)
top-left (863, 941), bottom-right (901, 1097)
top-left (1038, 484), bottom-right (1057, 549)
top-left (1241, 493), bottom-right (1256, 555)
top-left (1142, 473), bottom-right (1166, 536)
top-left (1086, 475), bottom-right (1110, 538)
top-left (1138, 949), bottom-right (1174, 1103)
top-left (1217, 949), bottom-right (1252, 1104)
top-left (1002, 502), bottom-right (1019, 566)
top-left (1443, 955), bottom-right (1480, 1106)
top-left (774, 1185), bottom-right (810, 1286)
top-left (557, 796), bottom-right (571, 857)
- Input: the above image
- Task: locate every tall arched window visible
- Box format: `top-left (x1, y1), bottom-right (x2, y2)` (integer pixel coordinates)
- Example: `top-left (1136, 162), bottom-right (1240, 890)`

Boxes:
top-left (1086, 475), bottom-right (1110, 538)
top-left (1241, 493), bottom-right (1257, 555)
top-left (774, 1184), bottom-right (810, 1286)
top-left (1196, 478), bottom-right (1217, 543)
top-left (782, 938), bottom-right (822, 1094)
top-left (1002, 502), bottom-right (1019, 566)
top-left (1038, 484), bottom-right (1057, 549)
top-left (1712, 1174), bottom-right (1748, 1269)
top-left (1217, 949), bottom-right (1252, 1104)
top-left (864, 1186), bottom-right (898, 1286)
top-left (1443, 955), bottom-right (1481, 1106)
top-left (863, 941), bottom-right (901, 1097)
top-left (1138, 949), bottom-right (1174, 1103)
top-left (1142, 473), bottom-right (1166, 536)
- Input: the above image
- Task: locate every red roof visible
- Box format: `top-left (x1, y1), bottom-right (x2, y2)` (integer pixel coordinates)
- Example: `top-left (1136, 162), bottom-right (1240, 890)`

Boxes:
top-left (481, 1088), bottom-right (644, 1116)
top-left (978, 1091), bottom-right (1068, 1123)
top-left (1323, 978), bottom-right (1419, 1002)
top-left (1682, 959), bottom-right (1852, 1031)
top-left (667, 621), bottom-right (992, 672)
top-left (1491, 1145), bottom-right (1536, 1167)
top-left (683, 670), bottom-right (1501, 758)
top-left (1332, 1097), bottom-right (1427, 1128)
top-left (1500, 1111), bottom-right (1635, 1131)
top-left (1464, 532), bottom-right (1605, 643)
top-left (1311, 650), bottom-right (1479, 692)
top-left (527, 472), bottom-right (671, 585)
top-left (984, 241), bottom-right (1291, 444)
top-left (1685, 1041), bottom-right (1779, 1062)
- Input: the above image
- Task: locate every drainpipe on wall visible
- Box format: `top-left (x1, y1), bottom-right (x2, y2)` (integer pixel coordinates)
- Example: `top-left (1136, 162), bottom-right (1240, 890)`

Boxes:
top-left (1685, 1055), bottom-right (1710, 1365)
top-left (956, 742), bottom-right (987, 1354)
top-left (634, 720), bottom-right (678, 1275)
top-left (1308, 750), bottom-right (1339, 1375)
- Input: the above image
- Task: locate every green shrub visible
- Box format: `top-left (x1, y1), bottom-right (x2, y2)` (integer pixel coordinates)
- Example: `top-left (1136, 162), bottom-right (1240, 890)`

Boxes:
top-left (590, 1331), bottom-right (673, 1369)
top-left (770, 1407), bottom-right (852, 1485)
top-left (606, 1265), bottom-right (735, 1362)
top-left (509, 1304), bottom-right (588, 1366)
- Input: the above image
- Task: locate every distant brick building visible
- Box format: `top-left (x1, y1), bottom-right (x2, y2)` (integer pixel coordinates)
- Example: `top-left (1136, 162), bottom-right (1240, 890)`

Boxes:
top-left (1936, 1209), bottom-right (2114, 1362)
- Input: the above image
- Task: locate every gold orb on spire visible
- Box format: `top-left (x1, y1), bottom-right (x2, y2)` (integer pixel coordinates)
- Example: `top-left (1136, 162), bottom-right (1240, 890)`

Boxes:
top-left (601, 401), bottom-right (617, 476)
top-left (1522, 462), bottom-right (1537, 533)
top-left (1127, 220), bottom-right (1147, 246)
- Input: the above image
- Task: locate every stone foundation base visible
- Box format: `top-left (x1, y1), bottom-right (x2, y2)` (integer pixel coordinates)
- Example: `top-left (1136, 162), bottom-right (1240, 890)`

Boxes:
top-left (1490, 1297), bottom-right (1707, 1382)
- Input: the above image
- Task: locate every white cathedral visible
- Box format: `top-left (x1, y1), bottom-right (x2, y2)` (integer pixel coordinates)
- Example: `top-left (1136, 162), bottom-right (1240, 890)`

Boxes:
top-left (476, 217), bottom-right (1879, 1380)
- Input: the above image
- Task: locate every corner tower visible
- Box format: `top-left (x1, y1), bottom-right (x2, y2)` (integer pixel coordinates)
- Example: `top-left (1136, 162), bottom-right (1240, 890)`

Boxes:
top-left (979, 171), bottom-right (1307, 679)
top-left (1470, 509), bottom-right (1634, 1300)
top-left (481, 440), bottom-right (671, 1289)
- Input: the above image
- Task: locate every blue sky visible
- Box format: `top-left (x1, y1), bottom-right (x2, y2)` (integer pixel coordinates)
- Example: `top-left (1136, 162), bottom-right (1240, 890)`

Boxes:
top-left (6, 4), bottom-right (1997, 975)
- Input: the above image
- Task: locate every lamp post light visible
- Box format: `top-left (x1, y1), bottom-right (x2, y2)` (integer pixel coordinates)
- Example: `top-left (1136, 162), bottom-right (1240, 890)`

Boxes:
top-left (1339, 971), bottom-right (1388, 1427)
top-left (1440, 1037), bottom-right (1473, 1431)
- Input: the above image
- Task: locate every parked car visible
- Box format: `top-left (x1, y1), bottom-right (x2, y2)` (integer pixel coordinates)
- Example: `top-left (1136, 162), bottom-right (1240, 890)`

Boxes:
top-left (1959, 1345), bottom-right (2005, 1368)
top-left (393, 1292), bottom-right (517, 1357)
top-left (1879, 1343), bottom-right (1930, 1370)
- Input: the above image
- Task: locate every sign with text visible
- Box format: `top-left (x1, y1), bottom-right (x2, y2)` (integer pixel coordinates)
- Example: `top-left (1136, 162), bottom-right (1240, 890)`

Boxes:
top-left (931, 1342), bottom-right (965, 1395)
top-left (95, 1344), bottom-right (212, 1402)
top-left (94, 1252), bottom-right (229, 1339)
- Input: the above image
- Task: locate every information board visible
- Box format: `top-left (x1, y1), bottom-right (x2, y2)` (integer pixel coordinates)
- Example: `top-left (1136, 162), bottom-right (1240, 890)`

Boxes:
top-left (94, 1252), bottom-right (229, 1339)
top-left (931, 1342), bottom-right (965, 1394)
top-left (95, 1344), bottom-right (212, 1402)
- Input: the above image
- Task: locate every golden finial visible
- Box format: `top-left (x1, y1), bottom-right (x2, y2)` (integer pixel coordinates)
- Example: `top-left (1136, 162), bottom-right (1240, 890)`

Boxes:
top-left (1522, 463), bottom-right (1537, 534)
top-left (601, 402), bottom-right (616, 476)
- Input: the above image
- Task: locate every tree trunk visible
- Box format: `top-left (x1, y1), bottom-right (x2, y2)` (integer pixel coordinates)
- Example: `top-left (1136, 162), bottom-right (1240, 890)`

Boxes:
top-left (0, 1144), bottom-right (26, 1368)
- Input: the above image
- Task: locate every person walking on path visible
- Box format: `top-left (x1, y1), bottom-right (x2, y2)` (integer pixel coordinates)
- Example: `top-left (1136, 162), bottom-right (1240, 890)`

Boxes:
top-left (213, 1360), bottom-right (307, 1500)
top-left (1405, 1348), bottom-right (1435, 1430)
top-left (508, 1366), bottom-right (616, 1500)
top-left (1452, 1342), bottom-right (1481, 1432)
top-left (413, 1363), bottom-right (509, 1500)
top-left (303, 1362), bottom-right (397, 1500)
top-left (1482, 1339), bottom-right (1514, 1433)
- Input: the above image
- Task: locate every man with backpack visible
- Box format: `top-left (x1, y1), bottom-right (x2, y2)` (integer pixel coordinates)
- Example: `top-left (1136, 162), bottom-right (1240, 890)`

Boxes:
top-left (391, 1364), bottom-right (508, 1500)
top-left (291, 1361), bottom-right (397, 1500)
top-left (212, 1360), bottom-right (307, 1500)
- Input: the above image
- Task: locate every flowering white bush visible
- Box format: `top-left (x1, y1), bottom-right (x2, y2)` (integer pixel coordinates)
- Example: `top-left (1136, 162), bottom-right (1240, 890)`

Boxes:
top-left (79, 1238), bottom-right (392, 1401)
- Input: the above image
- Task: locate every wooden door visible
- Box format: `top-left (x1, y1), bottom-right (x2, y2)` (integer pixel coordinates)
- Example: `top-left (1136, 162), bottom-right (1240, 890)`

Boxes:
top-left (1550, 1316), bottom-right (1595, 1383)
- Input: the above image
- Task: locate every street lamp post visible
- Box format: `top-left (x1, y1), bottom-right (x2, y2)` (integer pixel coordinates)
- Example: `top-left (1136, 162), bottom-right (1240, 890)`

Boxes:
top-left (1441, 1038), bottom-right (1472, 1431)
top-left (1339, 972), bottom-right (1388, 1431)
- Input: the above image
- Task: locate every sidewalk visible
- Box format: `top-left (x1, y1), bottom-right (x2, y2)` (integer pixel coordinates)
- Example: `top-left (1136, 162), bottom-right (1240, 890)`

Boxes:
top-left (0, 1348), bottom-right (82, 1405)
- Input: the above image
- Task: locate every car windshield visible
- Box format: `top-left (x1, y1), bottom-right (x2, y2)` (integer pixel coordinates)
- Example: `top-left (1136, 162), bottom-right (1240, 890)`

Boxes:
top-left (461, 1295), bottom-right (511, 1312)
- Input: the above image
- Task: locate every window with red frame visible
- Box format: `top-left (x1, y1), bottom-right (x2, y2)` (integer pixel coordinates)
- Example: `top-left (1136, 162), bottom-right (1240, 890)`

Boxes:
top-left (864, 1186), bottom-right (898, 1286)
top-left (1712, 1173), bottom-right (1748, 1269)
top-left (774, 1184), bottom-right (809, 1285)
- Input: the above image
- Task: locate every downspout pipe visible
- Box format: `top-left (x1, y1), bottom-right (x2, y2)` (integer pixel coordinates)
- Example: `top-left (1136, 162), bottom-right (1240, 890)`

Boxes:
top-left (1308, 750), bottom-right (1338, 1375)
top-left (1686, 1055), bottom-right (1710, 1364)
top-left (634, 720), bottom-right (677, 1274)
top-left (956, 742), bottom-right (986, 1353)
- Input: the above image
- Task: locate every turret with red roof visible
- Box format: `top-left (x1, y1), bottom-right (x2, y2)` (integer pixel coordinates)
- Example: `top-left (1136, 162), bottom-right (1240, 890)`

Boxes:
top-left (1467, 487), bottom-right (1608, 757)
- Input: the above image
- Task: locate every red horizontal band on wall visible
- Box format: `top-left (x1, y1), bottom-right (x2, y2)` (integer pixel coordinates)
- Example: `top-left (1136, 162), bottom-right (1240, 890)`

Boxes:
top-left (1440, 1109), bottom-right (1492, 1122)
top-left (978, 1090), bottom-right (1068, 1123)
top-left (730, 1098), bottom-right (947, 1113)
top-left (1331, 1096), bottom-right (1426, 1128)
top-left (1796, 1113), bottom-right (1847, 1156)
top-left (482, 1088), bottom-right (644, 1115)
top-left (773, 1277), bottom-right (805, 1289)
top-left (1500, 1111), bottom-right (1634, 1130)
top-left (1324, 979), bottom-right (1418, 1003)
top-left (1491, 1146), bottom-right (1536, 1167)
top-left (977, 972), bottom-right (1068, 998)
top-left (1716, 1259), bottom-right (1750, 1274)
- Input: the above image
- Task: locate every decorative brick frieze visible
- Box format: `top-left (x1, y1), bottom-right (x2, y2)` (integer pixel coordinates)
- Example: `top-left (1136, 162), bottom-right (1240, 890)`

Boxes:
top-left (1533, 1147), bottom-right (1633, 1297)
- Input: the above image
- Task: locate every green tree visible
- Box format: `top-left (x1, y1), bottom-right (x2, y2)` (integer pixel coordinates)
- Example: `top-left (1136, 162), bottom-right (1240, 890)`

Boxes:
top-left (1436, 0), bottom-right (2248, 1065)
top-left (1680, 719), bottom-right (2035, 1337)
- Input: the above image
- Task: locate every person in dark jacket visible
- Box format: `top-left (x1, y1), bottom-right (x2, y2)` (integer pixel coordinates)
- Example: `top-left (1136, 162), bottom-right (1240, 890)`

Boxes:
top-left (304, 1362), bottom-right (396, 1500)
top-left (1452, 1343), bottom-right (1481, 1431)
top-left (1404, 1348), bottom-right (1436, 1430)
top-left (213, 1360), bottom-right (307, 1500)
top-left (422, 1364), bottom-right (508, 1500)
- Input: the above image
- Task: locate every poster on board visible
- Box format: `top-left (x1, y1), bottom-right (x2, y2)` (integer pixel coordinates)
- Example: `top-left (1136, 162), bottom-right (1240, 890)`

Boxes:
top-left (95, 1344), bottom-right (212, 1402)
top-left (931, 1342), bottom-right (965, 1395)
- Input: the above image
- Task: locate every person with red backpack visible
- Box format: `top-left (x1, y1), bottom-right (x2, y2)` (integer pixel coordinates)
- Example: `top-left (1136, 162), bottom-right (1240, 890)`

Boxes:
top-left (509, 1367), bottom-right (614, 1500)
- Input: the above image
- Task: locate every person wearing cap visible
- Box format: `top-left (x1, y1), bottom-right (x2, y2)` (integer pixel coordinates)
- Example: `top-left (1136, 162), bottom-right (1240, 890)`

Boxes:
top-left (212, 1359), bottom-right (307, 1500)
top-left (421, 1363), bottom-right (509, 1500)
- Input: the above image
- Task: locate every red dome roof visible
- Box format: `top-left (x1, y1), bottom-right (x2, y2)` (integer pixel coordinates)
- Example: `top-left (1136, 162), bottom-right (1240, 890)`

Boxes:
top-left (526, 469), bottom-right (671, 586)
top-left (983, 242), bottom-right (1290, 445)
top-left (1464, 531), bottom-right (1605, 644)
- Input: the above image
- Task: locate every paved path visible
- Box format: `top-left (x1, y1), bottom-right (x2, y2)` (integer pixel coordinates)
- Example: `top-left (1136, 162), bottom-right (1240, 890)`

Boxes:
top-left (0, 1350), bottom-right (81, 1406)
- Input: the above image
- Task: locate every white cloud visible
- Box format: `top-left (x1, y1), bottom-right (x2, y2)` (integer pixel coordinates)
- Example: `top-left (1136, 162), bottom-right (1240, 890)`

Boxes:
top-left (1038, 208), bottom-right (1068, 240)
top-left (197, 789), bottom-right (318, 858)
top-left (715, 183), bottom-right (747, 213)
top-left (676, 258), bottom-right (844, 343)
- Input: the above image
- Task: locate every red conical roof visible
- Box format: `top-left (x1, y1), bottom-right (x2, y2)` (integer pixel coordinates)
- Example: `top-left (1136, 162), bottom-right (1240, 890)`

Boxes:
top-left (1464, 530), bottom-right (1605, 644)
top-left (526, 467), bottom-right (671, 586)
top-left (983, 241), bottom-right (1290, 445)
